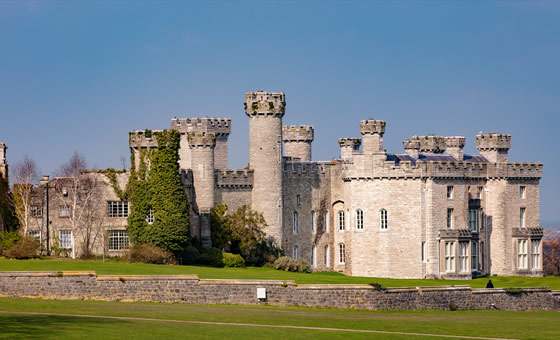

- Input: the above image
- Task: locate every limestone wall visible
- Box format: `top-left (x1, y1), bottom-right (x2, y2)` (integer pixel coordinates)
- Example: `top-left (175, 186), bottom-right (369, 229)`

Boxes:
top-left (0, 272), bottom-right (557, 311)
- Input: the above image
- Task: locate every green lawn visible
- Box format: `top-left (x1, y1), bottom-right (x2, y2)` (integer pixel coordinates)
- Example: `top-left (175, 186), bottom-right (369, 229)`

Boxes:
top-left (0, 298), bottom-right (558, 339)
top-left (1, 258), bottom-right (559, 289)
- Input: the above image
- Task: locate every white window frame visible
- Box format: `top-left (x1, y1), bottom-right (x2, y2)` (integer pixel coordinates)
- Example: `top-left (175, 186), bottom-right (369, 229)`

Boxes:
top-left (520, 186), bottom-right (526, 199)
top-left (531, 240), bottom-right (540, 269)
top-left (477, 186), bottom-right (483, 199)
top-left (28, 230), bottom-right (41, 241)
top-left (444, 241), bottom-right (455, 272)
top-left (380, 209), bottom-right (387, 230)
top-left (356, 209), bottom-right (363, 230)
top-left (293, 245), bottom-right (299, 260)
top-left (146, 209), bottom-right (154, 224)
top-left (59, 230), bottom-right (72, 249)
top-left (458, 242), bottom-right (469, 272)
top-left (107, 201), bottom-right (129, 218)
top-left (293, 211), bottom-right (299, 234)
top-left (30, 205), bottom-right (42, 217)
top-left (108, 230), bottom-right (130, 251)
top-left (447, 186), bottom-right (454, 199)
top-left (518, 239), bottom-right (528, 269)
top-left (338, 210), bottom-right (345, 231)
top-left (338, 243), bottom-right (345, 264)
top-left (59, 205), bottom-right (71, 218)
top-left (447, 208), bottom-right (454, 228)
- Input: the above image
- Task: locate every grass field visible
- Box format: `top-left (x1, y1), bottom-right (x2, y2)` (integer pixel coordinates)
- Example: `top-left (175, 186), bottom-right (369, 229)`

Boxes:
top-left (0, 298), bottom-right (558, 339)
top-left (1, 258), bottom-right (559, 289)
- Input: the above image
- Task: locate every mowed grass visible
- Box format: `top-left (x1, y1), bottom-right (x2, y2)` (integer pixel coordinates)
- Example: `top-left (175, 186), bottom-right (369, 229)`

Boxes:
top-left (0, 298), bottom-right (558, 339)
top-left (1, 258), bottom-right (559, 289)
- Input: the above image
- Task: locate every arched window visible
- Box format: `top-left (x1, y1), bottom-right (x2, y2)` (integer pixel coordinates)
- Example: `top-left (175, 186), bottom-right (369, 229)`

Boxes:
top-left (293, 211), bottom-right (299, 233)
top-left (356, 209), bottom-right (364, 230)
top-left (338, 210), bottom-right (345, 231)
top-left (339, 243), bottom-right (345, 264)
top-left (324, 245), bottom-right (329, 266)
top-left (380, 209), bottom-right (387, 230)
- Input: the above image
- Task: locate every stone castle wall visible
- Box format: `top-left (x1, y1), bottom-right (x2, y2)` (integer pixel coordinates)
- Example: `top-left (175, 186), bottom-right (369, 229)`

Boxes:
top-left (0, 272), bottom-right (558, 311)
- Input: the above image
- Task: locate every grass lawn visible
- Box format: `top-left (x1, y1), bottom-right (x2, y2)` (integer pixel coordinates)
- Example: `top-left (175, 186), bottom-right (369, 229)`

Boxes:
top-left (0, 258), bottom-right (559, 289)
top-left (0, 298), bottom-right (558, 339)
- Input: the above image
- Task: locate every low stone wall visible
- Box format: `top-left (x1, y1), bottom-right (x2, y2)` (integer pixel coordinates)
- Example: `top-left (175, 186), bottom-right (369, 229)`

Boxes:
top-left (0, 271), bottom-right (558, 311)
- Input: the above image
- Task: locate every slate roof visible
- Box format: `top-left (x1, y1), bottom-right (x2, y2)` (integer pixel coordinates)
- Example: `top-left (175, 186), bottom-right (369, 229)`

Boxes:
top-left (388, 154), bottom-right (489, 166)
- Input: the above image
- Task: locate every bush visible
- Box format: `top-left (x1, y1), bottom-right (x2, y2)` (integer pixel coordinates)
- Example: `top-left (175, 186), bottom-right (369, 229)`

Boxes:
top-left (5, 235), bottom-right (39, 259)
top-left (273, 256), bottom-right (311, 273)
top-left (197, 247), bottom-right (223, 267)
top-left (181, 245), bottom-right (200, 265)
top-left (126, 244), bottom-right (174, 264)
top-left (223, 252), bottom-right (245, 268)
top-left (0, 231), bottom-right (21, 255)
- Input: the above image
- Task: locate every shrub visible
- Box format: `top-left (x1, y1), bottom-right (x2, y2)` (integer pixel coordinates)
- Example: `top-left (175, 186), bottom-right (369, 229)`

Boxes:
top-left (273, 256), bottom-right (291, 271)
top-left (181, 245), bottom-right (200, 265)
top-left (295, 259), bottom-right (311, 273)
top-left (0, 231), bottom-right (21, 255)
top-left (197, 247), bottom-right (223, 267)
top-left (5, 235), bottom-right (39, 259)
top-left (223, 252), bottom-right (245, 268)
top-left (126, 244), bottom-right (174, 264)
top-left (273, 256), bottom-right (311, 273)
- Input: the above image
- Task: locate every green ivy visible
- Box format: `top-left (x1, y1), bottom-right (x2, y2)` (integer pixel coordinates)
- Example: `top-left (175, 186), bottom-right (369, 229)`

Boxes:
top-left (101, 168), bottom-right (132, 200)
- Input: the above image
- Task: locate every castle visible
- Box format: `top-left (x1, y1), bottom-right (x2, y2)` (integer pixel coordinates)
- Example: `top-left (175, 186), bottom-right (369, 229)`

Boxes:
top-left (15, 90), bottom-right (544, 278)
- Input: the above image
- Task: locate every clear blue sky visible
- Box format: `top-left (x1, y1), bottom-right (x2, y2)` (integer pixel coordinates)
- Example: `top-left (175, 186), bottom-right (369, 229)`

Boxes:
top-left (1, 1), bottom-right (559, 225)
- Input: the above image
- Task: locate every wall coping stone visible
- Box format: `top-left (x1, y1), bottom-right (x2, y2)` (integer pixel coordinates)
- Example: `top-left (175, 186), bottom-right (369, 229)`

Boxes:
top-left (199, 279), bottom-right (292, 285)
top-left (97, 275), bottom-right (199, 281)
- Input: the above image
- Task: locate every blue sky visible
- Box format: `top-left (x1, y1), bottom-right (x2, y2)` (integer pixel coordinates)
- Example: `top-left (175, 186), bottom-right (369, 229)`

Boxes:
top-left (1, 1), bottom-right (559, 225)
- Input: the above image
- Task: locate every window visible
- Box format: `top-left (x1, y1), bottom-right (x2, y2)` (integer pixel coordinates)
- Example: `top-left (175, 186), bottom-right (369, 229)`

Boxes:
top-left (59, 230), bottom-right (72, 249)
top-left (107, 201), bottom-right (129, 217)
top-left (59, 205), bottom-right (71, 217)
top-left (520, 207), bottom-right (526, 228)
top-left (338, 211), bottom-right (345, 231)
top-left (471, 242), bottom-right (478, 271)
top-left (518, 239), bottom-right (528, 269)
top-left (477, 187), bottom-right (483, 199)
top-left (380, 209), bottom-right (387, 230)
top-left (421, 241), bottom-right (426, 263)
top-left (30, 205), bottom-right (42, 217)
top-left (447, 186), bottom-right (454, 199)
top-left (296, 194), bottom-right (301, 206)
top-left (531, 240), bottom-right (540, 269)
top-left (468, 209), bottom-right (478, 232)
top-left (293, 211), bottom-right (299, 233)
top-left (293, 245), bottom-right (299, 259)
top-left (28, 230), bottom-right (41, 241)
top-left (338, 243), bottom-right (345, 264)
top-left (444, 241), bottom-right (455, 272)
top-left (311, 245), bottom-right (316, 267)
top-left (146, 209), bottom-right (154, 224)
top-left (311, 211), bottom-right (315, 233)
top-left (108, 230), bottom-right (129, 251)
top-left (324, 212), bottom-right (329, 232)
top-left (458, 242), bottom-right (469, 272)
top-left (468, 186), bottom-right (472, 198)
top-left (356, 209), bottom-right (363, 230)
top-left (447, 208), bottom-right (454, 228)
top-left (324, 245), bottom-right (329, 266)
top-left (520, 186), bottom-right (526, 199)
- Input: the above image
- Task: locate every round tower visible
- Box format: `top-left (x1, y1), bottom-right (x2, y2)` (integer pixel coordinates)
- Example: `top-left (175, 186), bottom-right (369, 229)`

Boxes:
top-left (282, 125), bottom-right (314, 161)
top-left (187, 131), bottom-right (216, 247)
top-left (245, 91), bottom-right (285, 243)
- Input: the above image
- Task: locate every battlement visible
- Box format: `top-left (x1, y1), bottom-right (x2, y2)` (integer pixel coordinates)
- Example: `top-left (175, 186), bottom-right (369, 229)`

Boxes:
top-left (0, 142), bottom-right (6, 163)
top-left (360, 120), bottom-right (386, 135)
top-left (282, 125), bottom-right (314, 142)
top-left (283, 161), bottom-right (330, 178)
top-left (171, 118), bottom-right (232, 135)
top-left (444, 136), bottom-right (466, 149)
top-left (129, 130), bottom-right (161, 149)
top-left (245, 91), bottom-right (286, 116)
top-left (476, 133), bottom-right (511, 151)
top-left (407, 136), bottom-right (446, 154)
top-left (338, 138), bottom-right (361, 148)
top-left (187, 132), bottom-right (216, 148)
top-left (215, 169), bottom-right (254, 188)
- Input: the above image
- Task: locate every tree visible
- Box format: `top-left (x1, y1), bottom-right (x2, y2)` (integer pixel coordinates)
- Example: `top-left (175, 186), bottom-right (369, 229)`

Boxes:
top-left (0, 172), bottom-right (16, 232)
top-left (544, 238), bottom-right (560, 276)
top-left (10, 155), bottom-right (39, 234)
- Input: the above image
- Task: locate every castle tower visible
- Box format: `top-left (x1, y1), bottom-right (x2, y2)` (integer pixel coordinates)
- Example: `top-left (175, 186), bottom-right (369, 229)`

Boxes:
top-left (245, 91), bottom-right (285, 243)
top-left (408, 136), bottom-right (446, 154)
top-left (338, 138), bottom-right (361, 160)
top-left (129, 130), bottom-right (160, 171)
top-left (444, 136), bottom-right (466, 161)
top-left (476, 133), bottom-right (511, 163)
top-left (0, 143), bottom-right (6, 179)
top-left (282, 125), bottom-right (314, 161)
top-left (187, 131), bottom-right (216, 247)
top-left (403, 139), bottom-right (421, 158)
top-left (171, 118), bottom-right (232, 170)
top-left (360, 120), bottom-right (387, 171)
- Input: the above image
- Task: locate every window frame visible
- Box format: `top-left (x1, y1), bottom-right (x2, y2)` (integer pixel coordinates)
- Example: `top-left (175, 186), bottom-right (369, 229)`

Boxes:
top-left (458, 241), bottom-right (469, 272)
top-left (444, 241), bottom-right (455, 272)
top-left (520, 186), bottom-right (526, 199)
top-left (108, 230), bottom-right (130, 251)
top-left (518, 239), bottom-right (528, 269)
top-left (324, 244), bottom-right (329, 267)
top-left (468, 209), bottom-right (478, 232)
top-left (447, 208), bottom-right (454, 229)
top-left (471, 241), bottom-right (478, 271)
top-left (338, 210), bottom-right (345, 231)
top-left (107, 200), bottom-right (129, 218)
top-left (520, 207), bottom-right (526, 228)
top-left (356, 209), bottom-right (364, 230)
top-left (58, 230), bottom-right (72, 249)
top-left (293, 211), bottom-right (299, 234)
top-left (338, 243), bottom-right (345, 264)
top-left (293, 245), bottom-right (299, 260)
top-left (59, 205), bottom-right (71, 218)
top-left (447, 186), bottom-right (454, 199)
top-left (380, 209), bottom-right (387, 230)
top-left (311, 211), bottom-right (315, 233)
top-left (531, 239), bottom-right (540, 269)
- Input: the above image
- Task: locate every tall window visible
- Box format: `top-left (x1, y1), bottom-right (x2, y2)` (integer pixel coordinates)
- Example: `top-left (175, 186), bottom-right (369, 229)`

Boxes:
top-left (468, 209), bottom-right (478, 232)
top-left (520, 207), bottom-right (526, 228)
top-left (30, 205), bottom-right (42, 217)
top-left (444, 241), bottom-right (455, 272)
top-left (421, 241), bottom-right (426, 263)
top-left (518, 239), bottom-right (528, 269)
top-left (59, 205), bottom-right (71, 217)
top-left (458, 242), bottom-right (469, 272)
top-left (59, 230), bottom-right (72, 249)
top-left (324, 245), bottom-right (329, 266)
top-left (520, 186), bottom-right (526, 199)
top-left (338, 211), bottom-right (345, 231)
top-left (293, 211), bottom-right (299, 233)
top-left (146, 209), bottom-right (154, 224)
top-left (296, 194), bottom-right (301, 206)
top-left (293, 245), bottom-right (299, 259)
top-left (356, 209), bottom-right (364, 230)
top-left (107, 201), bottom-right (129, 217)
top-left (531, 240), bottom-right (540, 269)
top-left (447, 186), bottom-right (454, 199)
top-left (311, 211), bottom-right (315, 233)
top-left (311, 245), bottom-right (316, 267)
top-left (324, 212), bottom-right (329, 232)
top-left (447, 208), bottom-right (454, 228)
top-left (108, 230), bottom-right (129, 251)
top-left (477, 186), bottom-right (483, 199)
top-left (380, 209), bottom-right (387, 230)
top-left (471, 242), bottom-right (478, 271)
top-left (338, 243), bottom-right (345, 264)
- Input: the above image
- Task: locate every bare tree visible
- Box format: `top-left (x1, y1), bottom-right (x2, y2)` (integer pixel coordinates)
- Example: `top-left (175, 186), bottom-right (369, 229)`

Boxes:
top-left (10, 155), bottom-right (39, 234)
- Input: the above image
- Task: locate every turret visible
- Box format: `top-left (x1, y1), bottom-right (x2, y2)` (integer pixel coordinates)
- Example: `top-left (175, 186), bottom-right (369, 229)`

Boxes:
top-left (187, 131), bottom-right (216, 247)
top-left (171, 118), bottom-right (232, 170)
top-left (476, 133), bottom-right (511, 163)
top-left (129, 130), bottom-right (160, 170)
top-left (407, 136), bottom-right (446, 154)
top-left (282, 125), bottom-right (314, 161)
top-left (245, 91), bottom-right (285, 243)
top-left (444, 136), bottom-right (466, 161)
top-left (0, 142), bottom-right (6, 179)
top-left (338, 138), bottom-right (361, 160)
top-left (360, 120), bottom-right (386, 154)
top-left (403, 139), bottom-right (420, 158)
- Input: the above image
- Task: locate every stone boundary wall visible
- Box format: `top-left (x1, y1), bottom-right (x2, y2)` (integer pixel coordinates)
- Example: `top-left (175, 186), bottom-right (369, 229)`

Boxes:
top-left (0, 272), bottom-right (558, 311)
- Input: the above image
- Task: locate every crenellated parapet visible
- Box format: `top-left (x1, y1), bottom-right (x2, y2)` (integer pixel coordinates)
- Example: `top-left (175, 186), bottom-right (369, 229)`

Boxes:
top-left (407, 136), bottom-right (446, 154)
top-left (171, 118), bottom-right (232, 136)
top-left (283, 161), bottom-right (330, 178)
top-left (360, 120), bottom-right (386, 136)
top-left (403, 139), bottom-right (421, 158)
top-left (187, 132), bottom-right (216, 149)
top-left (282, 125), bottom-right (314, 142)
top-left (245, 91), bottom-right (285, 117)
top-left (476, 133), bottom-right (511, 163)
top-left (445, 136), bottom-right (466, 161)
top-left (360, 120), bottom-right (386, 154)
top-left (338, 138), bottom-right (361, 160)
top-left (216, 169), bottom-right (254, 188)
top-left (129, 130), bottom-right (161, 149)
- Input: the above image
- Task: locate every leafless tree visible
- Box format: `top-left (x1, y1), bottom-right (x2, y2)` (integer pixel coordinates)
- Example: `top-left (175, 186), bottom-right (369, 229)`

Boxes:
top-left (10, 155), bottom-right (39, 234)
